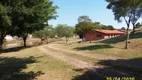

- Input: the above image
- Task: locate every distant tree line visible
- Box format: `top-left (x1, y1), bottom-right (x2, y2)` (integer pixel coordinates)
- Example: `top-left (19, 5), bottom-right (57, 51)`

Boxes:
top-left (136, 22), bottom-right (142, 28)
top-left (121, 22), bottom-right (142, 30)
top-left (34, 24), bottom-right (75, 44)
top-left (34, 15), bottom-right (115, 44)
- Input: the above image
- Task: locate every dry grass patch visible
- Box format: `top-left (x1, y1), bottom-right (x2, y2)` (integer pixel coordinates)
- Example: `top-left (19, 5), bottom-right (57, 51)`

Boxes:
top-left (55, 38), bottom-right (142, 59)
top-left (46, 46), bottom-right (98, 64)
top-left (0, 46), bottom-right (81, 80)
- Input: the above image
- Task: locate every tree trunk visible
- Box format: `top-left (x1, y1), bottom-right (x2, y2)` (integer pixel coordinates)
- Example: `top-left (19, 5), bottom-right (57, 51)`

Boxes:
top-left (82, 34), bottom-right (85, 42)
top-left (41, 37), bottom-right (44, 43)
top-left (0, 37), bottom-right (4, 51)
top-left (0, 30), bottom-right (7, 51)
top-left (125, 26), bottom-right (130, 49)
top-left (82, 35), bottom-right (84, 42)
top-left (23, 35), bottom-right (28, 47)
top-left (46, 37), bottom-right (48, 44)
top-left (123, 17), bottom-right (131, 49)
top-left (131, 24), bottom-right (136, 35)
top-left (66, 37), bottom-right (69, 44)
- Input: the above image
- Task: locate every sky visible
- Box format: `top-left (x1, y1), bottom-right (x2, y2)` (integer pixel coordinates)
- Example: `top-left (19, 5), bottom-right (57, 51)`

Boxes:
top-left (49, 0), bottom-right (142, 29)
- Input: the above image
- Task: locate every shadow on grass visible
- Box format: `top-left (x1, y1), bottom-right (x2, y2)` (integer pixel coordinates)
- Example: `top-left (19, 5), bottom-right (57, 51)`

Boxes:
top-left (74, 44), bottom-right (113, 51)
top-left (72, 58), bottom-right (142, 80)
top-left (72, 67), bottom-right (130, 80)
top-left (1, 46), bottom-right (33, 53)
top-left (1, 44), bottom-right (43, 53)
top-left (72, 68), bottom-right (105, 80)
top-left (97, 58), bottom-right (142, 77)
top-left (100, 32), bottom-right (142, 44)
top-left (0, 56), bottom-right (44, 80)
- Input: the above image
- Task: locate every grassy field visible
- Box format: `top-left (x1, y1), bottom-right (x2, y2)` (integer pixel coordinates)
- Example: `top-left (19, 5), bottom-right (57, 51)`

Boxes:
top-left (0, 29), bottom-right (141, 80)
top-left (46, 47), bottom-right (98, 64)
top-left (52, 31), bottom-right (142, 78)
top-left (55, 31), bottom-right (142, 59)
top-left (0, 46), bottom-right (81, 80)
top-left (0, 45), bottom-right (105, 80)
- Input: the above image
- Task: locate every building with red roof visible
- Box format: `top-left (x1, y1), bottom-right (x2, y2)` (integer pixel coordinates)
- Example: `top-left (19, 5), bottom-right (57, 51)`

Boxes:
top-left (85, 30), bottom-right (125, 41)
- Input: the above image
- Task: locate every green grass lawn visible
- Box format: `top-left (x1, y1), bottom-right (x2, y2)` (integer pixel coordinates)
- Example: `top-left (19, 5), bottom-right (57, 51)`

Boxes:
top-left (1, 30), bottom-right (141, 80)
top-left (46, 46), bottom-right (98, 64)
top-left (55, 41), bottom-right (142, 58)
top-left (0, 45), bottom-right (105, 80)
top-left (56, 32), bottom-right (142, 59)
top-left (0, 46), bottom-right (81, 80)
top-left (53, 31), bottom-right (142, 78)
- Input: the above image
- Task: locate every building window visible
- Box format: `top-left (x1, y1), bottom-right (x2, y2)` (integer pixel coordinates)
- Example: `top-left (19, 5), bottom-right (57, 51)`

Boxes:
top-left (97, 34), bottom-right (102, 38)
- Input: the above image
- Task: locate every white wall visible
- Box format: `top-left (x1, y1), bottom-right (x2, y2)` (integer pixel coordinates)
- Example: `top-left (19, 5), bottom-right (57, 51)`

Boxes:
top-left (5, 35), bottom-right (14, 41)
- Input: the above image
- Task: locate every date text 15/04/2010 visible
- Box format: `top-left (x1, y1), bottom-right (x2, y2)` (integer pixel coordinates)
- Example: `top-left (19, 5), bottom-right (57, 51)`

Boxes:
top-left (106, 77), bottom-right (135, 80)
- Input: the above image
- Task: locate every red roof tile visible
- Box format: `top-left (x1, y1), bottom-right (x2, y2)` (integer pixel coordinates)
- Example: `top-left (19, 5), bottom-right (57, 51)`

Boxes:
top-left (96, 30), bottom-right (125, 34)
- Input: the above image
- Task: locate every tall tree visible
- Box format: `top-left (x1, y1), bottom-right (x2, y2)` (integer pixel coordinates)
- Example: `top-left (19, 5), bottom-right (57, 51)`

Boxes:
top-left (34, 25), bottom-right (56, 43)
top-left (0, 0), bottom-right (14, 50)
top-left (93, 22), bottom-right (103, 29)
top-left (102, 25), bottom-right (115, 30)
top-left (9, 0), bottom-right (58, 47)
top-left (106, 0), bottom-right (141, 49)
top-left (75, 22), bottom-right (98, 42)
top-left (76, 16), bottom-right (92, 41)
top-left (130, 0), bottom-right (142, 34)
top-left (75, 22), bottom-right (89, 41)
top-left (64, 26), bottom-right (75, 43)
top-left (78, 15), bottom-right (92, 23)
top-left (0, 0), bottom-right (58, 49)
top-left (106, 25), bottom-right (115, 30)
top-left (121, 27), bottom-right (126, 30)
top-left (55, 24), bottom-right (75, 43)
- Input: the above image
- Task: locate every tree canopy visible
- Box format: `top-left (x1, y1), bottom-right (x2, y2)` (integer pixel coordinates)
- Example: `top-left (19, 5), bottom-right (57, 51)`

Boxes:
top-left (55, 24), bottom-right (75, 43)
top-left (0, 0), bottom-right (58, 49)
top-left (34, 25), bottom-right (55, 40)
top-left (136, 22), bottom-right (142, 28)
top-left (11, 0), bottom-right (58, 47)
top-left (106, 0), bottom-right (142, 49)
top-left (121, 27), bottom-right (126, 30)
top-left (102, 25), bottom-right (115, 30)
top-left (78, 15), bottom-right (92, 23)
top-left (0, 0), bottom-right (13, 50)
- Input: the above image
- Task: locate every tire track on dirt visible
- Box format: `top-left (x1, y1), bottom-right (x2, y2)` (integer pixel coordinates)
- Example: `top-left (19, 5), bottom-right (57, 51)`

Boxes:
top-left (38, 45), bottom-right (128, 77)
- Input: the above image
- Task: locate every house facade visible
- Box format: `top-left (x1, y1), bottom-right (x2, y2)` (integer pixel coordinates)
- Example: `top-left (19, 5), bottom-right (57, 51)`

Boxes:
top-left (85, 30), bottom-right (125, 41)
top-left (5, 35), bottom-right (14, 41)
top-left (5, 34), bottom-right (33, 41)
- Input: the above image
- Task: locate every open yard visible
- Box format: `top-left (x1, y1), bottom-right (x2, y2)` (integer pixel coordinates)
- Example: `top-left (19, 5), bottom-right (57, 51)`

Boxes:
top-left (45, 42), bottom-right (142, 78)
top-left (0, 45), bottom-right (105, 80)
top-left (43, 31), bottom-right (142, 79)
top-left (1, 0), bottom-right (142, 80)
top-left (54, 32), bottom-right (142, 59)
top-left (0, 31), bottom-right (142, 80)
top-left (0, 46), bottom-right (80, 80)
